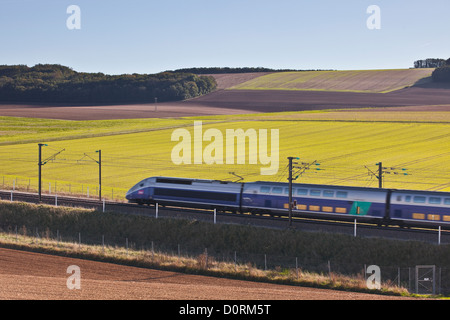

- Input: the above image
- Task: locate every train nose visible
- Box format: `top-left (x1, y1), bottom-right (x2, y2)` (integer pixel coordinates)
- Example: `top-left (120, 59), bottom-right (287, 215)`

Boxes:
top-left (125, 190), bottom-right (135, 200)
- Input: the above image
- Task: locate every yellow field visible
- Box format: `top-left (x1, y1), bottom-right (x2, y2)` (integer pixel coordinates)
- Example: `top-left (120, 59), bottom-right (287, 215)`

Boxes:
top-left (230, 69), bottom-right (434, 93)
top-left (1, 110), bottom-right (450, 200)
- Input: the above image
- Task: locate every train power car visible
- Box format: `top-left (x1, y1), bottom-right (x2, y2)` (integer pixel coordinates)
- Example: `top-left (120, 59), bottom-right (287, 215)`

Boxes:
top-left (126, 176), bottom-right (242, 211)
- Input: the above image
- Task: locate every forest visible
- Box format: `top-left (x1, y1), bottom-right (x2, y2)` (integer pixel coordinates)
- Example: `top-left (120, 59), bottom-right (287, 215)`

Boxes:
top-left (414, 58), bottom-right (447, 69)
top-left (0, 64), bottom-right (217, 104)
top-left (170, 67), bottom-right (301, 74)
top-left (431, 58), bottom-right (450, 82)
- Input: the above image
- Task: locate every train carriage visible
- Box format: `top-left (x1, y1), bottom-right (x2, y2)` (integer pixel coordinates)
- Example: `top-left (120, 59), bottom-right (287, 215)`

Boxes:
top-left (241, 181), bottom-right (389, 222)
top-left (389, 190), bottom-right (450, 226)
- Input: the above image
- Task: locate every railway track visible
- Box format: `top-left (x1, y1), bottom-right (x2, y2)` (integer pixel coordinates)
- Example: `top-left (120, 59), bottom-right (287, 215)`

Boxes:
top-left (0, 189), bottom-right (449, 244)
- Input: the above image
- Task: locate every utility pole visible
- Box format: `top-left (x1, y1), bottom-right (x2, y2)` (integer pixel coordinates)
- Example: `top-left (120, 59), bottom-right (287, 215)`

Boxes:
top-left (287, 157), bottom-right (322, 227)
top-left (96, 149), bottom-right (102, 201)
top-left (287, 156), bottom-right (299, 227)
top-left (365, 162), bottom-right (383, 188)
top-left (378, 162), bottom-right (383, 189)
top-left (38, 143), bottom-right (46, 202)
top-left (79, 150), bottom-right (102, 201)
top-left (38, 144), bottom-right (64, 202)
top-left (365, 162), bottom-right (409, 189)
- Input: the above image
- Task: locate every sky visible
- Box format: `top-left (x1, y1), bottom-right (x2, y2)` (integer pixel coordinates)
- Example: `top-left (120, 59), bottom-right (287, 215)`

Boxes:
top-left (0, 0), bottom-right (449, 75)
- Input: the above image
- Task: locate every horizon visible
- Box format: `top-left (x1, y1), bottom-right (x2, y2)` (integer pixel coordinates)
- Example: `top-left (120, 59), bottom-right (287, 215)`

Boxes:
top-left (1, 63), bottom-right (439, 76)
top-left (1, 0), bottom-right (449, 75)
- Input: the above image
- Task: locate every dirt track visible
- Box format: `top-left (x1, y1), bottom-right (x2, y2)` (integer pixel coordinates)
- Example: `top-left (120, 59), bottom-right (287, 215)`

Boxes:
top-left (0, 247), bottom-right (415, 300)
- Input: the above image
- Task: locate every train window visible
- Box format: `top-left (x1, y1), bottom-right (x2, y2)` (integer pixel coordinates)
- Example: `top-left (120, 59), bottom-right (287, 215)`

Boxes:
top-left (428, 214), bottom-right (440, 221)
top-left (272, 187), bottom-right (283, 194)
top-left (297, 189), bottom-right (308, 195)
top-left (445, 199), bottom-right (450, 205)
top-left (413, 213), bottom-right (425, 220)
top-left (405, 196), bottom-right (411, 202)
top-left (156, 178), bottom-right (192, 185)
top-left (260, 186), bottom-right (270, 193)
top-left (310, 190), bottom-right (321, 196)
top-left (396, 196), bottom-right (402, 201)
top-left (413, 196), bottom-right (426, 203)
top-left (336, 191), bottom-right (348, 198)
top-left (429, 197), bottom-right (441, 205)
top-left (323, 190), bottom-right (334, 197)
top-left (154, 188), bottom-right (237, 202)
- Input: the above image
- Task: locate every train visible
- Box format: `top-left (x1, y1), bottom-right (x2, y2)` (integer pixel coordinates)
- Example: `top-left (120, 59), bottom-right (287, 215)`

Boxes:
top-left (125, 176), bottom-right (450, 228)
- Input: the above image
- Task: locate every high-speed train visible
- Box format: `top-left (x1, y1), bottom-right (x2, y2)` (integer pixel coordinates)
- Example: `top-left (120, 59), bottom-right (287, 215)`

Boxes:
top-left (125, 176), bottom-right (450, 227)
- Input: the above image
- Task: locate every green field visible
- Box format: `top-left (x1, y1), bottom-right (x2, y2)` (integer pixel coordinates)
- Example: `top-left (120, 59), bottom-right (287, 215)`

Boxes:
top-left (1, 110), bottom-right (450, 200)
top-left (230, 69), bottom-right (434, 93)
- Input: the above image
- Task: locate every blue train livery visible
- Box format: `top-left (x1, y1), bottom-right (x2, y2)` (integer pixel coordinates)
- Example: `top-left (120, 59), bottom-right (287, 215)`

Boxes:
top-left (126, 176), bottom-right (450, 227)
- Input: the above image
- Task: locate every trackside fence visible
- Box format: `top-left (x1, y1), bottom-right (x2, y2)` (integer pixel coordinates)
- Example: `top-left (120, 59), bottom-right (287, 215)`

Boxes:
top-left (1, 175), bottom-right (127, 202)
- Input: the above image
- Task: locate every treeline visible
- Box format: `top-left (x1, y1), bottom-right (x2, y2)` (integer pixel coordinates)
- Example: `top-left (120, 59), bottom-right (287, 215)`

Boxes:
top-left (170, 67), bottom-right (313, 74)
top-left (432, 58), bottom-right (450, 82)
top-left (414, 58), bottom-right (447, 69)
top-left (0, 64), bottom-right (217, 104)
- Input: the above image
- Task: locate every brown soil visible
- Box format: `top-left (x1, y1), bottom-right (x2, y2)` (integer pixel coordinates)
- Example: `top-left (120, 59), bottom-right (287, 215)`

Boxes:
top-left (203, 72), bottom-right (273, 89)
top-left (1, 83), bottom-right (449, 120)
top-left (0, 247), bottom-right (415, 300)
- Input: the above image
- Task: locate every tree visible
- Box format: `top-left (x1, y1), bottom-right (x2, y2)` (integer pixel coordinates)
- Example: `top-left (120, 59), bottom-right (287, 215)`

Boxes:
top-left (432, 66), bottom-right (450, 82)
top-left (414, 58), bottom-right (446, 68)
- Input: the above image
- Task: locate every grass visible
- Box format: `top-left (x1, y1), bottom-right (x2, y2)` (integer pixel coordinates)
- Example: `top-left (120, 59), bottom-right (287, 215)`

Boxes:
top-left (230, 69), bottom-right (434, 93)
top-left (0, 116), bottom-right (223, 145)
top-left (0, 200), bottom-right (435, 297)
top-left (1, 111), bottom-right (450, 200)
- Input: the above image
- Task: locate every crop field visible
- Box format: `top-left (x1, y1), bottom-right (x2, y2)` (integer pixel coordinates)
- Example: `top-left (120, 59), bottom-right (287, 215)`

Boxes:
top-left (230, 69), bottom-right (434, 93)
top-left (1, 109), bottom-right (450, 200)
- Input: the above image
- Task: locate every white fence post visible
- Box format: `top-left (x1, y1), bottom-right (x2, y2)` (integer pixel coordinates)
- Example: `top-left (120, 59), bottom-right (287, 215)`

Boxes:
top-left (438, 226), bottom-right (441, 245)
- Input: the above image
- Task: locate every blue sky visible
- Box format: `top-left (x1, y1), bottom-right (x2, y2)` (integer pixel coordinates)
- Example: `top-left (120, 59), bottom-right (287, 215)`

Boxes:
top-left (1, 0), bottom-right (449, 75)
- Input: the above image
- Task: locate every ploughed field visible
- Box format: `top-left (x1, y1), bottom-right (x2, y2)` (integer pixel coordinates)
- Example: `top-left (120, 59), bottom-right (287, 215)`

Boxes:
top-left (0, 69), bottom-right (449, 120)
top-left (0, 247), bottom-right (415, 300)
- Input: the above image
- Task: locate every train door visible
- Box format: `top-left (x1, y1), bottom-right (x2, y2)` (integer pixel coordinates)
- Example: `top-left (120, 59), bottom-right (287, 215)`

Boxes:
top-left (350, 201), bottom-right (372, 216)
